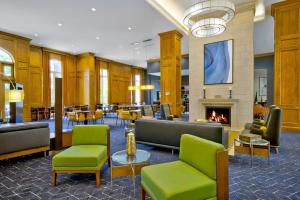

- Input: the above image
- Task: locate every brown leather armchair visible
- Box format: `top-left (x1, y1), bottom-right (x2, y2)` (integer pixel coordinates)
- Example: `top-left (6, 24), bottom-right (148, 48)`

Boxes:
top-left (250, 107), bottom-right (282, 153)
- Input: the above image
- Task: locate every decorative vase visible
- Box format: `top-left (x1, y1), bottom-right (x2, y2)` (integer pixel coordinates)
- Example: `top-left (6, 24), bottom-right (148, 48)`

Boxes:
top-left (126, 132), bottom-right (136, 156)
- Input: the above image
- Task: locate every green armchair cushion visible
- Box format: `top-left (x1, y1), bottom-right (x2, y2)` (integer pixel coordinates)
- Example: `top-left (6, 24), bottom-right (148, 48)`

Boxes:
top-left (72, 125), bottom-right (108, 146)
top-left (52, 145), bottom-right (107, 170)
top-left (179, 134), bottom-right (224, 180)
top-left (141, 161), bottom-right (216, 200)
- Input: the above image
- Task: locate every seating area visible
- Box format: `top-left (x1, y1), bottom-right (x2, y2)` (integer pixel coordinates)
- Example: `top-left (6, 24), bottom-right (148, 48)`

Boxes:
top-left (1, 0), bottom-right (300, 200)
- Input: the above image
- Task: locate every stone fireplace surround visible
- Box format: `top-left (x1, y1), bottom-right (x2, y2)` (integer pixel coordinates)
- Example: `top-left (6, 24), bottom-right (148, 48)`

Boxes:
top-left (199, 98), bottom-right (240, 130)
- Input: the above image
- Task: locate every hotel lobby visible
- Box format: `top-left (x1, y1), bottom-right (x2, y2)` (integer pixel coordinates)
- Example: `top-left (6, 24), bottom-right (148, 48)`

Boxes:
top-left (0, 0), bottom-right (300, 199)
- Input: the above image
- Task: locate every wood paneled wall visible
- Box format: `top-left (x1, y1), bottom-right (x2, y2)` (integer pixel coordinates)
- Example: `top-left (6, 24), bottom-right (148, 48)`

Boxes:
top-left (63, 55), bottom-right (77, 106)
top-left (109, 62), bottom-right (133, 104)
top-left (272, 0), bottom-right (300, 131)
top-left (96, 58), bottom-right (144, 105)
top-left (29, 46), bottom-right (43, 107)
top-left (76, 53), bottom-right (95, 110)
top-left (0, 32), bottom-right (31, 121)
top-left (0, 31), bottom-right (145, 122)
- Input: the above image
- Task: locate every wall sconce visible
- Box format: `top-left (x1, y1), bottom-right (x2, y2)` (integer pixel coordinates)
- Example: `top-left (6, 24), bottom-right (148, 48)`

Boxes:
top-left (128, 85), bottom-right (155, 91)
top-left (1, 72), bottom-right (24, 102)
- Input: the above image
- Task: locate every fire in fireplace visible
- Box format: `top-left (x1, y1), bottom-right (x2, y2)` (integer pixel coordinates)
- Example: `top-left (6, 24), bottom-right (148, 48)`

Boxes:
top-left (206, 107), bottom-right (230, 125)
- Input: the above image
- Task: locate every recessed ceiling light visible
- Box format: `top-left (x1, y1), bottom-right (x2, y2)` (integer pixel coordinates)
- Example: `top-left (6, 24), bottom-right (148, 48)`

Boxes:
top-left (34, 33), bottom-right (38, 37)
top-left (57, 22), bottom-right (63, 27)
top-left (128, 26), bottom-right (133, 31)
top-left (91, 7), bottom-right (96, 12)
top-left (96, 36), bottom-right (100, 40)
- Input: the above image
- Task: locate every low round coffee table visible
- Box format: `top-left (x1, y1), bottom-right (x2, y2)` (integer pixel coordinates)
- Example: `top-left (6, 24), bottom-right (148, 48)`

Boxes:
top-left (234, 138), bottom-right (270, 167)
top-left (110, 149), bottom-right (151, 194)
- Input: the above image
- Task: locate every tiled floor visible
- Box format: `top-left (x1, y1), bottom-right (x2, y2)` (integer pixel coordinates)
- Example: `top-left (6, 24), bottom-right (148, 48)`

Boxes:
top-left (0, 118), bottom-right (300, 200)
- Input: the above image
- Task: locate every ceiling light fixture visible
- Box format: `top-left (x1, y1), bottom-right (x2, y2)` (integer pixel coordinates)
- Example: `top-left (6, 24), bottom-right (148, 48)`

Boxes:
top-left (128, 26), bottom-right (133, 31)
top-left (131, 42), bottom-right (140, 46)
top-left (91, 7), bottom-right (97, 12)
top-left (96, 36), bottom-right (100, 40)
top-left (191, 18), bottom-right (226, 38)
top-left (183, 0), bottom-right (235, 37)
top-left (34, 33), bottom-right (38, 37)
top-left (57, 22), bottom-right (63, 27)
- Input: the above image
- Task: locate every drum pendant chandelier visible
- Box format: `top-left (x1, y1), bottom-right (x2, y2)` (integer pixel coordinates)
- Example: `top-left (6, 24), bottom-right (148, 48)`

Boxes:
top-left (183, 0), bottom-right (235, 37)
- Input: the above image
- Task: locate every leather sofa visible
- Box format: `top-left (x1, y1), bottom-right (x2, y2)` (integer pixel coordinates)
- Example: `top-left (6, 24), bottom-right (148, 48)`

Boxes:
top-left (0, 122), bottom-right (50, 160)
top-left (135, 119), bottom-right (227, 150)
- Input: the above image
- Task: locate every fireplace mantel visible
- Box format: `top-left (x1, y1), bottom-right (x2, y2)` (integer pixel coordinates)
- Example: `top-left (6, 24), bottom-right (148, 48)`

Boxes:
top-left (199, 98), bottom-right (239, 106)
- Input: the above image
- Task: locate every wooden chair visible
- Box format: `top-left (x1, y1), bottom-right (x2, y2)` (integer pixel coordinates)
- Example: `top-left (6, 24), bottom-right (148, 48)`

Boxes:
top-left (67, 112), bottom-right (77, 128)
top-left (86, 112), bottom-right (94, 124)
top-left (31, 107), bottom-right (38, 121)
top-left (118, 110), bottom-right (132, 126)
top-left (37, 107), bottom-right (47, 120)
top-left (77, 113), bottom-right (85, 124)
top-left (94, 110), bottom-right (104, 124)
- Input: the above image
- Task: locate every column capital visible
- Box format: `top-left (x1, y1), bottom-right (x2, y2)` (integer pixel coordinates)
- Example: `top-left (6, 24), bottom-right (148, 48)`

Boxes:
top-left (159, 30), bottom-right (183, 38)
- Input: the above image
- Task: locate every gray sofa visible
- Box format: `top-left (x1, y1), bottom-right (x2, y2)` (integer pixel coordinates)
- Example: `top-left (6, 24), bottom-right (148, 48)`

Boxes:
top-left (135, 119), bottom-right (227, 150)
top-left (0, 122), bottom-right (50, 159)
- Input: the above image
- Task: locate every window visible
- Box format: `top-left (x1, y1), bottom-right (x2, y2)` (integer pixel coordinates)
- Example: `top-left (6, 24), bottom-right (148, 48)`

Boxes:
top-left (4, 83), bottom-right (10, 119)
top-left (0, 48), bottom-right (14, 120)
top-left (135, 74), bottom-right (141, 104)
top-left (50, 59), bottom-right (62, 106)
top-left (100, 68), bottom-right (108, 104)
top-left (0, 49), bottom-right (13, 63)
top-left (3, 65), bottom-right (12, 77)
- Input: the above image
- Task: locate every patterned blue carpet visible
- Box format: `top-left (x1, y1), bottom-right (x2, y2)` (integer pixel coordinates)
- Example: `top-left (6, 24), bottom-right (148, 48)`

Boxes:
top-left (0, 117), bottom-right (300, 200)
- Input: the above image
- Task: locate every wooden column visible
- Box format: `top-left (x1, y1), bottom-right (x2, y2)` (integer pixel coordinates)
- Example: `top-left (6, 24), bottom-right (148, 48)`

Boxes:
top-left (159, 30), bottom-right (182, 116)
top-left (272, 0), bottom-right (300, 132)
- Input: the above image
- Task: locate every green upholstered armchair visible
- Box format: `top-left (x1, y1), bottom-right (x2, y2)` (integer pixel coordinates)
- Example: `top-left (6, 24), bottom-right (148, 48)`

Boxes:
top-left (141, 134), bottom-right (228, 200)
top-left (52, 125), bottom-right (110, 187)
top-left (250, 107), bottom-right (282, 153)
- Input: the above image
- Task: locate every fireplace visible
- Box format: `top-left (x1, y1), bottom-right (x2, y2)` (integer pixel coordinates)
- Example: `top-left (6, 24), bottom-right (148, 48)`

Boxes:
top-left (206, 107), bottom-right (231, 125)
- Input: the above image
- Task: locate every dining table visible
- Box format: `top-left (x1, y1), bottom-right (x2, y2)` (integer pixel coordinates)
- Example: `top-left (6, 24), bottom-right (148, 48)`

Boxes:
top-left (74, 110), bottom-right (91, 125)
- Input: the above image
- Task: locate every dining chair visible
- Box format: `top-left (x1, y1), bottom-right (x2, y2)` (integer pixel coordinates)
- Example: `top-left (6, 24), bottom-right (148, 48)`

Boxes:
top-left (77, 113), bottom-right (86, 124)
top-left (86, 112), bottom-right (94, 124)
top-left (67, 112), bottom-right (77, 128)
top-left (94, 109), bottom-right (104, 124)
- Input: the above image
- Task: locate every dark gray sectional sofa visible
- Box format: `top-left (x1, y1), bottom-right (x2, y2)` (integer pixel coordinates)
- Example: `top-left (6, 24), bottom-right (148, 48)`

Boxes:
top-left (0, 122), bottom-right (50, 159)
top-left (135, 119), bottom-right (227, 150)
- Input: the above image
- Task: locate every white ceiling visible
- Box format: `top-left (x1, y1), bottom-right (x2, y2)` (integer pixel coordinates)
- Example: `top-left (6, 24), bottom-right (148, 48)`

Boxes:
top-left (0, 0), bottom-right (189, 68)
top-left (0, 0), bottom-right (284, 69)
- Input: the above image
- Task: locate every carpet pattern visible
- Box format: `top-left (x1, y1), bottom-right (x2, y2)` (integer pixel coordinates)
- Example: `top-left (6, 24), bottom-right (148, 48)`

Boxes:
top-left (0, 118), bottom-right (300, 200)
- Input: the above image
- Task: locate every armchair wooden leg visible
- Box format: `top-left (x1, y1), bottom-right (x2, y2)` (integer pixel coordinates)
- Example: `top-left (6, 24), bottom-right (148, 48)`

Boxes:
top-left (51, 171), bottom-right (57, 186)
top-left (141, 185), bottom-right (146, 200)
top-left (275, 147), bottom-right (279, 154)
top-left (107, 158), bottom-right (111, 167)
top-left (96, 171), bottom-right (100, 187)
